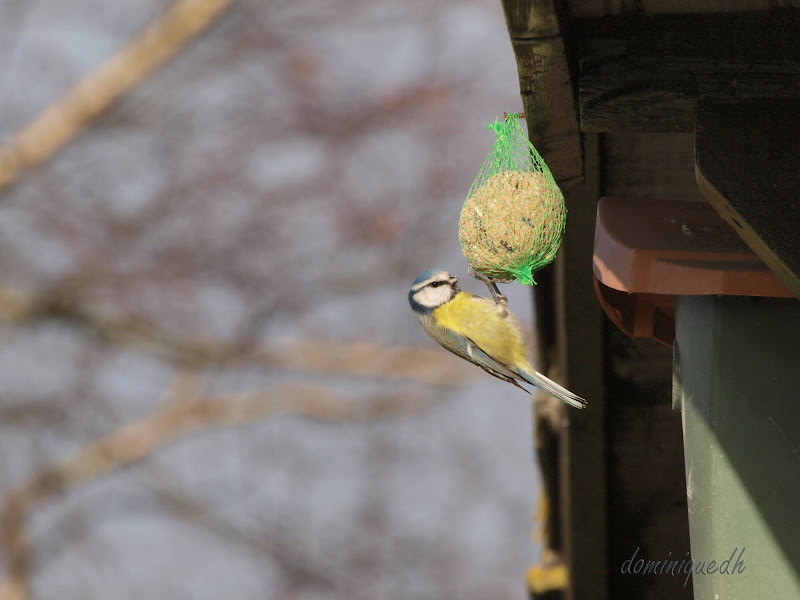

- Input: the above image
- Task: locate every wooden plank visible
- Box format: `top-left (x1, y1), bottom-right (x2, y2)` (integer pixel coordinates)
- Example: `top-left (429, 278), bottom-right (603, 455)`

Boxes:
top-left (503, 0), bottom-right (560, 37)
top-left (604, 345), bottom-right (691, 600)
top-left (603, 133), bottom-right (705, 202)
top-left (593, 132), bottom-right (691, 599)
top-left (555, 134), bottom-right (606, 600)
top-left (502, 0), bottom-right (584, 188)
top-left (578, 11), bottom-right (800, 132)
top-left (570, 0), bottom-right (796, 18)
top-left (695, 98), bottom-right (800, 299)
top-left (528, 258), bottom-right (564, 600)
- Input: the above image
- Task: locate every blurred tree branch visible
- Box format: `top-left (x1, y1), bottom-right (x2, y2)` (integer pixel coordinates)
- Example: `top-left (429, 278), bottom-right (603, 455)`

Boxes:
top-left (0, 0), bottom-right (235, 193)
top-left (0, 284), bottom-right (478, 385)
top-left (0, 278), bottom-right (475, 600)
top-left (0, 375), bottom-right (444, 600)
top-left (146, 473), bottom-right (337, 589)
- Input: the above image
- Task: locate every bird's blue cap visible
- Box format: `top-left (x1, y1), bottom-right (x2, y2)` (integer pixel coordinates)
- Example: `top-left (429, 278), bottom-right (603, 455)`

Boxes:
top-left (412, 269), bottom-right (444, 287)
top-left (409, 269), bottom-right (448, 314)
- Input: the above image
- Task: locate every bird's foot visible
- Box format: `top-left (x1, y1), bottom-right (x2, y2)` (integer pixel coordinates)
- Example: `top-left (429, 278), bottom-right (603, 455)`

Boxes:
top-left (467, 266), bottom-right (510, 305)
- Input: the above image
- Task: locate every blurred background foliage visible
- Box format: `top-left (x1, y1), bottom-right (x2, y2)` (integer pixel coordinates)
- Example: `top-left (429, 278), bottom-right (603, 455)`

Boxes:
top-left (0, 1), bottom-right (545, 598)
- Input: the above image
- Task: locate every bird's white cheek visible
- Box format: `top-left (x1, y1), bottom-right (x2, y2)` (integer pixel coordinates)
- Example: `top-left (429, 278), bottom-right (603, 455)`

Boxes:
top-left (415, 286), bottom-right (451, 308)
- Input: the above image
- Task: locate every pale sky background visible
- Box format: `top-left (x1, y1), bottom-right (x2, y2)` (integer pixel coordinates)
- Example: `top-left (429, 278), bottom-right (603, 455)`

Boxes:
top-left (0, 1), bottom-right (545, 598)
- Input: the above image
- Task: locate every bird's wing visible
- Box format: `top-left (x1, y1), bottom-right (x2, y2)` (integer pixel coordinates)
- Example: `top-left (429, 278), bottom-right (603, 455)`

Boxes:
top-left (434, 325), bottom-right (524, 383)
top-left (515, 368), bottom-right (587, 409)
top-left (434, 293), bottom-right (527, 363)
top-left (465, 341), bottom-right (525, 382)
top-left (432, 296), bottom-right (587, 408)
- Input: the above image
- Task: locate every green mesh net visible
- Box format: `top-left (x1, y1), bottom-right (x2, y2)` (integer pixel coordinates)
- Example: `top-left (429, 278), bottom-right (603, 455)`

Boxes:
top-left (458, 113), bottom-right (566, 285)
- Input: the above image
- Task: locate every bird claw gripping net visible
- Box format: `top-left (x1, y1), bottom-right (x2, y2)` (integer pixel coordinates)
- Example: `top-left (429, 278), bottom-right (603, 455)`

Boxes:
top-left (458, 113), bottom-right (566, 285)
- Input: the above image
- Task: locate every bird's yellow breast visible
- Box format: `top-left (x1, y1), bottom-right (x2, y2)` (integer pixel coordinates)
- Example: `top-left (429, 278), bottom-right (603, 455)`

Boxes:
top-left (432, 292), bottom-right (530, 368)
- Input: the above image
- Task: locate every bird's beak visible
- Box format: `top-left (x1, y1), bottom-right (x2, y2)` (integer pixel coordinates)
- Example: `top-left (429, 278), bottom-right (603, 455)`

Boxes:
top-left (449, 276), bottom-right (459, 284)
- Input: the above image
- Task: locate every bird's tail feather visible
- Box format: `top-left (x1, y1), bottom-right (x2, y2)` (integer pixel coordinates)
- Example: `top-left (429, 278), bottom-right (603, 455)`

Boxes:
top-left (517, 368), bottom-right (587, 409)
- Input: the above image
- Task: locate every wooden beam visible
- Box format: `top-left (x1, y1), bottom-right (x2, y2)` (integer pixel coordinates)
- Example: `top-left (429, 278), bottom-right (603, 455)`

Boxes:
top-left (578, 11), bottom-right (800, 132)
top-left (570, 0), bottom-right (797, 18)
top-left (502, 0), bottom-right (584, 187)
top-left (602, 133), bottom-right (705, 202)
top-left (556, 134), bottom-right (606, 600)
top-left (695, 98), bottom-right (800, 299)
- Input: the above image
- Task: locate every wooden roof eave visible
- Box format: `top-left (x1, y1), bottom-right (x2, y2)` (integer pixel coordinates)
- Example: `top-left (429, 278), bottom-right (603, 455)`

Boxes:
top-left (501, 0), bottom-right (584, 189)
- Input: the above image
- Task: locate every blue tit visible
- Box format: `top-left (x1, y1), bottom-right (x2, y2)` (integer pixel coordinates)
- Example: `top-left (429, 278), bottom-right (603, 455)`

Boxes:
top-left (408, 269), bottom-right (586, 409)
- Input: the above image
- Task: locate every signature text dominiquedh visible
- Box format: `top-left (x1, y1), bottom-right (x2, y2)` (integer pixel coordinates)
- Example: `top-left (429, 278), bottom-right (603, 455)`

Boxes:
top-left (621, 547), bottom-right (746, 588)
